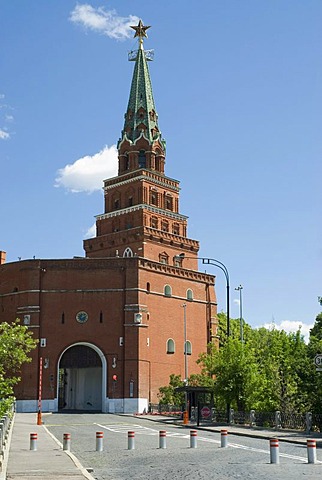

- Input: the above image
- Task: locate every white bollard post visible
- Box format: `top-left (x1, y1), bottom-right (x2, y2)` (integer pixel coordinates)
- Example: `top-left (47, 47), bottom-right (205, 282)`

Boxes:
top-left (159, 430), bottom-right (166, 449)
top-left (307, 439), bottom-right (317, 464)
top-left (96, 431), bottom-right (104, 452)
top-left (128, 431), bottom-right (135, 450)
top-left (221, 429), bottom-right (228, 448)
top-left (30, 433), bottom-right (37, 451)
top-left (270, 438), bottom-right (279, 464)
top-left (190, 430), bottom-right (197, 448)
top-left (63, 433), bottom-right (71, 451)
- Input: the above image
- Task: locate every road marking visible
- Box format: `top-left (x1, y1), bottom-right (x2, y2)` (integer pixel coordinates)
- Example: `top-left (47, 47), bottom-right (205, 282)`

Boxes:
top-left (95, 423), bottom-right (322, 463)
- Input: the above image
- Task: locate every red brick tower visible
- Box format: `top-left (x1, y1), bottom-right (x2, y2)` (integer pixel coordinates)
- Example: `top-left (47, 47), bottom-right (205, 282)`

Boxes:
top-left (0, 21), bottom-right (217, 414)
top-left (84, 20), bottom-right (198, 270)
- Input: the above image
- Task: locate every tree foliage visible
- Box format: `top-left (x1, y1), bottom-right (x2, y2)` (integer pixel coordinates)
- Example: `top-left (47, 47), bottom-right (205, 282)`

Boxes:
top-left (159, 310), bottom-right (322, 414)
top-left (0, 319), bottom-right (37, 415)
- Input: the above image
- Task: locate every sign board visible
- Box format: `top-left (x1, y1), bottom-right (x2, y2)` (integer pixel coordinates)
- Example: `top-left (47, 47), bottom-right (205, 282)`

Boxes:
top-left (314, 354), bottom-right (322, 371)
top-left (200, 406), bottom-right (211, 419)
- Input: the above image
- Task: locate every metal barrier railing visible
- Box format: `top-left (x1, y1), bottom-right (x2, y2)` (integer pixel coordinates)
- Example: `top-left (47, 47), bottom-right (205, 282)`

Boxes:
top-left (0, 399), bottom-right (15, 463)
top-left (151, 403), bottom-right (319, 433)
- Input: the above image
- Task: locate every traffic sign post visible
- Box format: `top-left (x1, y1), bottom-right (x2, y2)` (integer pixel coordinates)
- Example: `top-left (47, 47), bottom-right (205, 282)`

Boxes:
top-left (200, 406), bottom-right (211, 419)
top-left (314, 354), bottom-right (322, 371)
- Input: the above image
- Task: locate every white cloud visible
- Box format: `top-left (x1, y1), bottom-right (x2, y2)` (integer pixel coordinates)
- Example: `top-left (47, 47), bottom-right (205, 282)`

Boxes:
top-left (55, 144), bottom-right (118, 193)
top-left (0, 129), bottom-right (9, 140)
top-left (262, 320), bottom-right (313, 343)
top-left (0, 94), bottom-right (13, 140)
top-left (84, 223), bottom-right (96, 239)
top-left (70, 4), bottom-right (140, 40)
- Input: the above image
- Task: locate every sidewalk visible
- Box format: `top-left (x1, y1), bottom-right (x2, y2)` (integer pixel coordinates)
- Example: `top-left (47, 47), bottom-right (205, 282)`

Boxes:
top-left (136, 414), bottom-right (322, 446)
top-left (4, 413), bottom-right (94, 480)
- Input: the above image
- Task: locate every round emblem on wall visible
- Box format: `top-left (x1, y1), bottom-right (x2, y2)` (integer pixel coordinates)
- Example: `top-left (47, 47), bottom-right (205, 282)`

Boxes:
top-left (76, 311), bottom-right (88, 324)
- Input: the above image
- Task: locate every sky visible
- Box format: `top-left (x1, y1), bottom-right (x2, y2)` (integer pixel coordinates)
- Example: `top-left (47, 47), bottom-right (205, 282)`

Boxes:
top-left (1, 1), bottom-right (321, 341)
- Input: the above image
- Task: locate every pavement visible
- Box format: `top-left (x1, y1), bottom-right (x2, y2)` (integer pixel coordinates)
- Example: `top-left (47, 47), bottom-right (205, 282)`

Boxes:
top-left (3, 413), bottom-right (95, 480)
top-left (3, 412), bottom-right (322, 479)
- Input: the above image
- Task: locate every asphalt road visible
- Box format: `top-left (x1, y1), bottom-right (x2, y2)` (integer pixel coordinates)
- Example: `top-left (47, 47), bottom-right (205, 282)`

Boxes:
top-left (43, 413), bottom-right (322, 480)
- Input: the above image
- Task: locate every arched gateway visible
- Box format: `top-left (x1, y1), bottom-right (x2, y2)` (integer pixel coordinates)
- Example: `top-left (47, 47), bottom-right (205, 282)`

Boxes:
top-left (58, 343), bottom-right (106, 412)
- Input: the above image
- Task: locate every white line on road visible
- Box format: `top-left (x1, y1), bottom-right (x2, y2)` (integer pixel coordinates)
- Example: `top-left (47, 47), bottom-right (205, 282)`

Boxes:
top-left (95, 423), bottom-right (322, 463)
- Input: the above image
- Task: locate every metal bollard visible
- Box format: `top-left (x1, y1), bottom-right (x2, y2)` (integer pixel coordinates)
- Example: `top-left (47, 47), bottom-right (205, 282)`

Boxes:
top-left (30, 433), bottom-right (37, 451)
top-left (190, 430), bottom-right (197, 448)
top-left (307, 439), bottom-right (317, 464)
top-left (221, 429), bottom-right (228, 448)
top-left (63, 433), bottom-right (71, 451)
top-left (270, 438), bottom-right (279, 464)
top-left (96, 431), bottom-right (104, 452)
top-left (159, 430), bottom-right (166, 449)
top-left (128, 431), bottom-right (135, 450)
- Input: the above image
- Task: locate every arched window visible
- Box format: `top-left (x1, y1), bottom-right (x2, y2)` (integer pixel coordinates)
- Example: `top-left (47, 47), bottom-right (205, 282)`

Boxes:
top-left (150, 191), bottom-right (158, 206)
top-left (146, 282), bottom-right (151, 293)
top-left (125, 153), bottom-right (130, 170)
top-left (165, 195), bottom-right (173, 211)
top-left (161, 220), bottom-right (169, 232)
top-left (123, 247), bottom-right (134, 257)
top-left (167, 338), bottom-right (175, 354)
top-left (150, 216), bottom-right (158, 229)
top-left (186, 289), bottom-right (193, 301)
top-left (159, 252), bottom-right (169, 265)
top-left (172, 223), bottom-right (180, 235)
top-left (138, 150), bottom-right (146, 168)
top-left (164, 285), bottom-right (172, 297)
top-left (184, 340), bottom-right (192, 355)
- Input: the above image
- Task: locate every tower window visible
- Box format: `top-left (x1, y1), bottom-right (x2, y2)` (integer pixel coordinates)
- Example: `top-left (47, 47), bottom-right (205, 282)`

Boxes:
top-left (186, 289), bottom-right (193, 301)
top-left (150, 216), bottom-right (158, 229)
top-left (159, 252), bottom-right (169, 265)
top-left (150, 191), bottom-right (158, 206)
top-left (161, 220), bottom-right (169, 232)
top-left (164, 284), bottom-right (172, 297)
top-left (123, 247), bottom-right (134, 257)
top-left (146, 282), bottom-right (151, 293)
top-left (114, 199), bottom-right (120, 210)
top-left (172, 223), bottom-right (180, 235)
top-left (125, 154), bottom-right (130, 170)
top-left (166, 338), bottom-right (175, 354)
top-left (165, 196), bottom-right (173, 211)
top-left (138, 150), bottom-right (146, 168)
top-left (128, 196), bottom-right (133, 207)
top-left (185, 340), bottom-right (192, 355)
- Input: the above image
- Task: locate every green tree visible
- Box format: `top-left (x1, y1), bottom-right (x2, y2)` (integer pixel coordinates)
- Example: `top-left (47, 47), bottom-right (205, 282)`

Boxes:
top-left (198, 336), bottom-right (259, 411)
top-left (249, 326), bottom-right (309, 412)
top-left (0, 319), bottom-right (37, 415)
top-left (305, 312), bottom-right (322, 413)
top-left (158, 374), bottom-right (185, 405)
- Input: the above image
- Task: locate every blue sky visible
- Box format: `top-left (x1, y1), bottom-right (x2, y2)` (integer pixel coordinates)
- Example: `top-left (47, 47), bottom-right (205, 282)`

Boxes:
top-left (1, 1), bottom-right (321, 339)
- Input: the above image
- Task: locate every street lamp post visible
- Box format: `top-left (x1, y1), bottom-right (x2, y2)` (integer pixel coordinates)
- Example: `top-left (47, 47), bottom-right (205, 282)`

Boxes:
top-left (235, 285), bottom-right (243, 344)
top-left (176, 255), bottom-right (230, 338)
top-left (183, 303), bottom-right (188, 384)
top-left (182, 303), bottom-right (189, 424)
top-left (201, 258), bottom-right (230, 338)
top-left (175, 254), bottom-right (231, 424)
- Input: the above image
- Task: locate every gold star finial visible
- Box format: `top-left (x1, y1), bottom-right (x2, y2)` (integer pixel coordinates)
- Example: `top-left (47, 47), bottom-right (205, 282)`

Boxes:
top-left (130, 20), bottom-right (150, 46)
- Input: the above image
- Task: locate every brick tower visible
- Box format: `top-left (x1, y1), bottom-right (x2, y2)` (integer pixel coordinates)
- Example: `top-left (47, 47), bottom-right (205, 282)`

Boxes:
top-left (84, 21), bottom-right (199, 269)
top-left (0, 21), bottom-right (217, 414)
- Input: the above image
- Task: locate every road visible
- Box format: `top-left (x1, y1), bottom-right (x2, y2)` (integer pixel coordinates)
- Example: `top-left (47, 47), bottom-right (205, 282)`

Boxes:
top-left (43, 413), bottom-right (322, 480)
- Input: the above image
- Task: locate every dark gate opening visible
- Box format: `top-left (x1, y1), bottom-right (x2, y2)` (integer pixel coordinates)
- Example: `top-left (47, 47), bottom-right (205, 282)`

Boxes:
top-left (58, 345), bottom-right (102, 411)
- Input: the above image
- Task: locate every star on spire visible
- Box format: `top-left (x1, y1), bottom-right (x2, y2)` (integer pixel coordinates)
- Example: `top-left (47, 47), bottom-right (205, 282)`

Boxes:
top-left (130, 20), bottom-right (151, 45)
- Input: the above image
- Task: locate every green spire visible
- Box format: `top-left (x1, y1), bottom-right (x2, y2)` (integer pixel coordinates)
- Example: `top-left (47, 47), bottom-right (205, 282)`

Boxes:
top-left (119, 21), bottom-right (164, 147)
